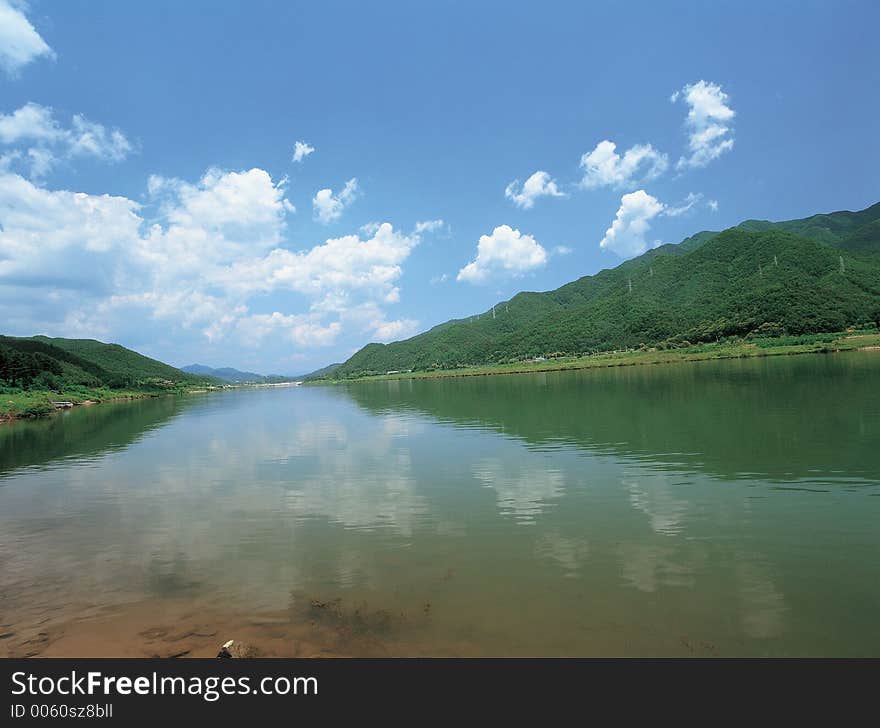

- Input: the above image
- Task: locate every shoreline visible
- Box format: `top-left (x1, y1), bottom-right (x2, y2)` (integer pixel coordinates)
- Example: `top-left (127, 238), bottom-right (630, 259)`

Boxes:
top-left (0, 380), bottom-right (302, 425)
top-left (0, 592), bottom-right (743, 659)
top-left (0, 386), bottom-right (211, 425)
top-left (312, 331), bottom-right (880, 384)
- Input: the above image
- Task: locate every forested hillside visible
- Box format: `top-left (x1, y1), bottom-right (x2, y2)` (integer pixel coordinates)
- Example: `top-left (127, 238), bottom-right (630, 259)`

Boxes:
top-left (330, 203), bottom-right (880, 378)
top-left (0, 336), bottom-right (207, 391)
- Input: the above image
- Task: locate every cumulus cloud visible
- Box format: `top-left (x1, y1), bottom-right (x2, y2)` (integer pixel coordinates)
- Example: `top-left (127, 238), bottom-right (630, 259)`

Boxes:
top-left (236, 312), bottom-right (341, 348)
top-left (0, 171), bottom-right (142, 293)
top-left (0, 167), bottom-right (422, 357)
top-left (146, 167), bottom-right (295, 256)
top-left (673, 80), bottom-right (735, 169)
top-left (504, 170), bottom-right (566, 209)
top-left (599, 190), bottom-right (665, 258)
top-left (457, 225), bottom-right (547, 284)
top-left (0, 102), bottom-right (61, 144)
top-left (218, 222), bottom-right (420, 310)
top-left (312, 177), bottom-right (359, 224)
top-left (0, 0), bottom-right (54, 75)
top-left (0, 103), bottom-right (133, 178)
top-left (580, 140), bottom-right (668, 189)
top-left (707, 199), bottom-right (719, 212)
top-left (292, 140), bottom-right (314, 163)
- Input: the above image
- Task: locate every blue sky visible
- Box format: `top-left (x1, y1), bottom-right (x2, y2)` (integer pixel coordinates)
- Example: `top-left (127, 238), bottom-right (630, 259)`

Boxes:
top-left (1, 0), bottom-right (878, 374)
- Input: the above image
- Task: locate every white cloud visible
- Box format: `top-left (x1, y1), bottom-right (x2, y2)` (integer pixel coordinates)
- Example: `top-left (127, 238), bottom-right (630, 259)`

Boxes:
top-left (414, 219), bottom-right (446, 234)
top-left (0, 167), bottom-right (423, 358)
top-left (504, 170), bottom-right (566, 209)
top-left (312, 177), bottom-right (359, 224)
top-left (673, 80), bottom-right (735, 169)
top-left (359, 221), bottom-right (381, 235)
top-left (328, 301), bottom-right (420, 344)
top-left (218, 222), bottom-right (420, 310)
top-left (144, 167), bottom-right (295, 265)
top-left (25, 146), bottom-right (53, 178)
top-left (67, 114), bottom-right (133, 162)
top-left (597, 189), bottom-right (714, 259)
top-left (580, 140), bottom-right (668, 189)
top-left (292, 140), bottom-right (314, 163)
top-left (457, 225), bottom-right (547, 284)
top-left (0, 0), bottom-right (54, 75)
top-left (0, 171), bottom-right (142, 292)
top-left (372, 317), bottom-right (419, 342)
top-left (0, 103), bottom-right (134, 178)
top-left (599, 190), bottom-right (665, 258)
top-left (553, 245), bottom-right (573, 256)
top-left (236, 312), bottom-right (341, 347)
top-left (662, 192), bottom-right (702, 217)
top-left (659, 192), bottom-right (720, 218)
top-left (0, 102), bottom-right (61, 144)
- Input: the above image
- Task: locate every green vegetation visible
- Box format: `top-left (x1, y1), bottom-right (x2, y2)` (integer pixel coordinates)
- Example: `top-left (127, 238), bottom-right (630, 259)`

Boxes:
top-left (0, 336), bottom-right (214, 420)
top-left (326, 202), bottom-right (880, 380)
top-left (317, 331), bottom-right (880, 383)
top-left (300, 362), bottom-right (342, 382)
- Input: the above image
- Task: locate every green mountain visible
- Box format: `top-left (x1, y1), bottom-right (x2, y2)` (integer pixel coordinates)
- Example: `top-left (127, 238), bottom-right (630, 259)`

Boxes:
top-left (182, 364), bottom-right (300, 384)
top-left (300, 362), bottom-right (342, 381)
top-left (331, 202), bottom-right (880, 378)
top-left (182, 364), bottom-right (264, 382)
top-left (0, 335), bottom-right (207, 390)
top-left (736, 201), bottom-right (880, 251)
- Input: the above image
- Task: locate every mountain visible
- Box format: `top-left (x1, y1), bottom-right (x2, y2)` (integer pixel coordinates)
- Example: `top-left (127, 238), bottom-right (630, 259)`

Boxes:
top-left (654, 200), bottom-right (880, 257)
top-left (182, 364), bottom-right (264, 383)
top-left (736, 201), bottom-right (880, 251)
top-left (0, 336), bottom-right (208, 390)
top-left (299, 362), bottom-right (342, 381)
top-left (181, 364), bottom-right (301, 383)
top-left (331, 202), bottom-right (880, 378)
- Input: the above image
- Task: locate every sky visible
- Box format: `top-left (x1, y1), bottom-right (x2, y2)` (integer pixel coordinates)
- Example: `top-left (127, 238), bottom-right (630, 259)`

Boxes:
top-left (1, 0), bottom-right (878, 374)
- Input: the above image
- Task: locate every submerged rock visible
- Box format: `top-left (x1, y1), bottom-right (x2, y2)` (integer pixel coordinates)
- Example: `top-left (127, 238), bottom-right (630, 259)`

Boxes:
top-left (217, 639), bottom-right (260, 658)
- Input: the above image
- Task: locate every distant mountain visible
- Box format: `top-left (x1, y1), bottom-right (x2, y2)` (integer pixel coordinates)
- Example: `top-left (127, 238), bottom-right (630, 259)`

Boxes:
top-left (182, 364), bottom-right (265, 382)
top-left (331, 201), bottom-right (880, 378)
top-left (0, 336), bottom-right (209, 390)
top-left (181, 364), bottom-right (300, 384)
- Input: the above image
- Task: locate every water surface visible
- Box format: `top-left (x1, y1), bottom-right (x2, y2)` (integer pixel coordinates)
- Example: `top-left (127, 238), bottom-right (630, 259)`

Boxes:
top-left (1, 353), bottom-right (878, 656)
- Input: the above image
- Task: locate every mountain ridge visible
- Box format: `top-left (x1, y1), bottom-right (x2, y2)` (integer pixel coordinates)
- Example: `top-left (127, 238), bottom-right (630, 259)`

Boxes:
top-left (181, 364), bottom-right (301, 383)
top-left (181, 364), bottom-right (265, 383)
top-left (0, 335), bottom-right (209, 390)
top-left (327, 201), bottom-right (880, 379)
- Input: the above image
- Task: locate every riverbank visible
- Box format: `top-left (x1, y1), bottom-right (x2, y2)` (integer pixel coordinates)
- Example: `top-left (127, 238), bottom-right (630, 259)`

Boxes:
top-left (315, 331), bottom-right (880, 384)
top-left (0, 385), bottom-right (206, 423)
top-left (0, 591), bottom-right (710, 658)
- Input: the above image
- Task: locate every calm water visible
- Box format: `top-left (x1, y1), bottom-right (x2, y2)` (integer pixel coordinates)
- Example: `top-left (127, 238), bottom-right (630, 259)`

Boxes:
top-left (1, 353), bottom-right (879, 656)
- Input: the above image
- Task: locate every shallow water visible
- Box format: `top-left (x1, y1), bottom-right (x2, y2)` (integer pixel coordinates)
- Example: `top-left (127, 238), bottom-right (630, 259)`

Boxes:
top-left (1, 352), bottom-right (879, 656)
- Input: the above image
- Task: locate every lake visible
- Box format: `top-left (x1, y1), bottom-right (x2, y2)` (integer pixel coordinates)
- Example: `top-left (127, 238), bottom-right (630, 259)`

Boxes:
top-left (1, 352), bottom-right (878, 657)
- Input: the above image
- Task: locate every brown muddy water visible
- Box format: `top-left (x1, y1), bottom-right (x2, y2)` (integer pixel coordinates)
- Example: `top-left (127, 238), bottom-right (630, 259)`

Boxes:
top-left (1, 352), bottom-right (879, 657)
